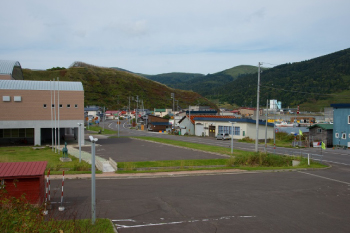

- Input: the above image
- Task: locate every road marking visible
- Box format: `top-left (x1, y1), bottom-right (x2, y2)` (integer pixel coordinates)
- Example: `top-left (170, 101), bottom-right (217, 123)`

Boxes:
top-left (311, 158), bottom-right (350, 166)
top-left (298, 171), bottom-right (350, 185)
top-left (113, 215), bottom-right (256, 229)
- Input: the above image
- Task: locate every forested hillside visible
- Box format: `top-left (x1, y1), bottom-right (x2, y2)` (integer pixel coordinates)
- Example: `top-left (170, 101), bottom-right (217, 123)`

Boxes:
top-left (143, 65), bottom-right (259, 96)
top-left (22, 62), bottom-right (217, 110)
top-left (217, 48), bottom-right (350, 111)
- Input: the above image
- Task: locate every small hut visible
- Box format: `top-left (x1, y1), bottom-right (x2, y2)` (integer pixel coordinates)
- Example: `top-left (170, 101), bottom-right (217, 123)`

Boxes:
top-left (0, 161), bottom-right (47, 205)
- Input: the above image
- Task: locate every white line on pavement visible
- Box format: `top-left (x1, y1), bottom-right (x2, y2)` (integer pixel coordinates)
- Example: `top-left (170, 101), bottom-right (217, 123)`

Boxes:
top-left (298, 171), bottom-right (350, 185)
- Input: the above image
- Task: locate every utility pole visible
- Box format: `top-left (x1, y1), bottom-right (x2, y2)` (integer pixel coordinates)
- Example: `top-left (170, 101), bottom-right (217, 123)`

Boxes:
top-left (255, 62), bottom-right (261, 152)
top-left (176, 100), bottom-right (179, 111)
top-left (136, 96), bottom-right (139, 128)
top-left (171, 93), bottom-right (175, 112)
top-left (128, 96), bottom-right (131, 119)
top-left (264, 99), bottom-right (268, 153)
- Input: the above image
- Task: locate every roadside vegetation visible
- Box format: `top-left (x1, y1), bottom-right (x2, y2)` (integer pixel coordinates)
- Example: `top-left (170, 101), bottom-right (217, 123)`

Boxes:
top-left (238, 132), bottom-right (305, 148)
top-left (86, 125), bottom-right (117, 135)
top-left (0, 192), bottom-right (114, 233)
top-left (0, 146), bottom-right (94, 175)
top-left (117, 137), bottom-right (326, 173)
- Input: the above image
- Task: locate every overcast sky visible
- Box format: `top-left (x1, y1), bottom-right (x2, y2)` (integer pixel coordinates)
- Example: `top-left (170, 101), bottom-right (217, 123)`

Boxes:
top-left (1, 0), bottom-right (349, 74)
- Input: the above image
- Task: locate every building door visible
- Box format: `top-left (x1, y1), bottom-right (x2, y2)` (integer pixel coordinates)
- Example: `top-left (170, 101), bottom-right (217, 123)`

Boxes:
top-left (209, 125), bottom-right (215, 137)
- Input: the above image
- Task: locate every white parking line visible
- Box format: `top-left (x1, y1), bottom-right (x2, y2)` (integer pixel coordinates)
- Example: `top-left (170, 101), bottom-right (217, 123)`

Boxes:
top-left (113, 215), bottom-right (256, 229)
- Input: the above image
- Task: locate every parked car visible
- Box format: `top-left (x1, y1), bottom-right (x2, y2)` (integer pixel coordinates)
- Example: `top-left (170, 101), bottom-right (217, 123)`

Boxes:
top-left (216, 133), bottom-right (231, 140)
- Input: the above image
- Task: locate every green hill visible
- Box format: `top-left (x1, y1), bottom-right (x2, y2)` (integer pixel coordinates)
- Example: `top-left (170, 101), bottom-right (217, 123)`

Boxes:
top-left (22, 62), bottom-right (218, 110)
top-left (217, 48), bottom-right (350, 111)
top-left (139, 72), bottom-right (205, 86)
top-left (143, 65), bottom-right (260, 96)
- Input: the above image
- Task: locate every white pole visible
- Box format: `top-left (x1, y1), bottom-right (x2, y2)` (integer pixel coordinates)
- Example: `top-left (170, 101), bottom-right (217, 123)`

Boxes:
top-left (54, 78), bottom-right (57, 153)
top-left (57, 77), bottom-right (60, 154)
top-left (89, 136), bottom-right (97, 224)
top-left (265, 99), bottom-right (268, 153)
top-left (78, 123), bottom-right (82, 163)
top-left (51, 80), bottom-right (54, 151)
top-left (308, 153), bottom-right (310, 166)
top-left (118, 117), bottom-right (120, 137)
top-left (230, 122), bottom-right (234, 154)
top-left (255, 62), bottom-right (261, 152)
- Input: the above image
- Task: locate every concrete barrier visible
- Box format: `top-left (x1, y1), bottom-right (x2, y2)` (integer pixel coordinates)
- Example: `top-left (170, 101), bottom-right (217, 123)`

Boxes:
top-left (109, 158), bottom-right (118, 171)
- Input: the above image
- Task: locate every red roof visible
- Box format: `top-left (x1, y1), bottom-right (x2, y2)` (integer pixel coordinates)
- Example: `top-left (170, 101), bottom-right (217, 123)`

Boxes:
top-left (0, 161), bottom-right (47, 178)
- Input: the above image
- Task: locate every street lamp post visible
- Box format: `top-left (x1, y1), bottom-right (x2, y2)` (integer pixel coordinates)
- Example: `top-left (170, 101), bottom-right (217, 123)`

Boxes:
top-left (229, 121), bottom-right (235, 154)
top-left (77, 123), bottom-right (82, 163)
top-left (89, 135), bottom-right (98, 225)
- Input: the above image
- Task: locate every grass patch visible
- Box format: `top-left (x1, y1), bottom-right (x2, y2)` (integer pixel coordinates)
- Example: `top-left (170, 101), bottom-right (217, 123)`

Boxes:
top-left (87, 125), bottom-right (117, 134)
top-left (0, 146), bottom-right (94, 174)
top-left (0, 193), bottom-right (114, 232)
top-left (118, 137), bottom-right (327, 173)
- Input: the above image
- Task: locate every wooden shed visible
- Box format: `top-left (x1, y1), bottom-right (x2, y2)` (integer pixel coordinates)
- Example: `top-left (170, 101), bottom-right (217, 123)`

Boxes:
top-left (308, 124), bottom-right (333, 147)
top-left (0, 161), bottom-right (47, 205)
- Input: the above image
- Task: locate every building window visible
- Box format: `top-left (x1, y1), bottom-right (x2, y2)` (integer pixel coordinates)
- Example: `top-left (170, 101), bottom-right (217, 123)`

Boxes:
top-left (335, 133), bottom-right (339, 138)
top-left (342, 133), bottom-right (346, 139)
top-left (2, 96), bottom-right (10, 102)
top-left (59, 104), bottom-right (62, 108)
top-left (75, 104), bottom-right (78, 108)
top-left (44, 104), bottom-right (47, 108)
top-left (348, 116), bottom-right (350, 124)
top-left (317, 128), bottom-right (322, 133)
top-left (52, 104), bottom-right (55, 108)
top-left (67, 104), bottom-right (71, 108)
top-left (14, 96), bottom-right (21, 102)
top-left (234, 126), bottom-right (240, 135)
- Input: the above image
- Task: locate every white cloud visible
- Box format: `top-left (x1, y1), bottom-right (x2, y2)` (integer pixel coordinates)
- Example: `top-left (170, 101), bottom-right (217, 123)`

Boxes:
top-left (1, 0), bottom-right (349, 73)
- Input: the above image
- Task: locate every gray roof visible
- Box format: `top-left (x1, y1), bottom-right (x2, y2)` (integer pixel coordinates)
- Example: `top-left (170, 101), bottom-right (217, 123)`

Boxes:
top-left (0, 80), bottom-right (83, 91)
top-left (0, 60), bottom-right (21, 75)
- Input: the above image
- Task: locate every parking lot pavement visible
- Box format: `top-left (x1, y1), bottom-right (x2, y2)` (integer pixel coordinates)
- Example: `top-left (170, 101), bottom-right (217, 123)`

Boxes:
top-left (78, 137), bottom-right (228, 162)
top-left (48, 166), bottom-right (350, 233)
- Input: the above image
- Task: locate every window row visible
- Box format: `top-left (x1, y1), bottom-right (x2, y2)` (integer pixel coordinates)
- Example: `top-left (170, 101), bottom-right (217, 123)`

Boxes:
top-left (335, 133), bottom-right (350, 139)
top-left (218, 126), bottom-right (240, 135)
top-left (2, 96), bottom-right (22, 102)
top-left (43, 104), bottom-right (78, 108)
top-left (0, 128), bottom-right (34, 138)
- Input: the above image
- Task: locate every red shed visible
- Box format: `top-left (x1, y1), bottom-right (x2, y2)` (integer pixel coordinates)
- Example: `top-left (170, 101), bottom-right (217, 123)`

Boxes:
top-left (0, 161), bottom-right (47, 205)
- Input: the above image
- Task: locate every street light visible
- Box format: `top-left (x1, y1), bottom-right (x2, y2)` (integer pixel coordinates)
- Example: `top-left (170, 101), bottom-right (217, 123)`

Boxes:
top-left (77, 123), bottom-right (82, 163)
top-left (229, 121), bottom-right (235, 154)
top-left (89, 135), bottom-right (98, 225)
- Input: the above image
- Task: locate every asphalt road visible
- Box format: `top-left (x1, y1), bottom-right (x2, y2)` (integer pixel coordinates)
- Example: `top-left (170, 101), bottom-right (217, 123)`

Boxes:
top-left (102, 119), bottom-right (350, 166)
top-left (49, 164), bottom-right (350, 233)
top-left (80, 137), bottom-right (228, 162)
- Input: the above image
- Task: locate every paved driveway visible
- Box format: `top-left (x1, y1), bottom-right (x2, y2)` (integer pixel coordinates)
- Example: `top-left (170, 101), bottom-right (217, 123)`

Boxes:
top-left (48, 164), bottom-right (350, 233)
top-left (79, 137), bottom-right (228, 162)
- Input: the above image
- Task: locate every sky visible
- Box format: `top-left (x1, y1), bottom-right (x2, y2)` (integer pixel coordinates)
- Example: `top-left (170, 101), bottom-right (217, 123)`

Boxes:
top-left (1, 0), bottom-right (349, 74)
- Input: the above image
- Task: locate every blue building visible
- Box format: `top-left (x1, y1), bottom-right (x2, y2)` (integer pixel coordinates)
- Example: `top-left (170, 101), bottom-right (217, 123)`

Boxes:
top-left (330, 104), bottom-right (350, 147)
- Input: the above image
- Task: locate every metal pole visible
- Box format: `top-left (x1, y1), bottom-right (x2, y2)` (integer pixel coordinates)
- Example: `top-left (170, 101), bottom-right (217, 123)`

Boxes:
top-left (118, 117), bottom-right (120, 137)
top-left (90, 137), bottom-right (96, 224)
top-left (103, 106), bottom-right (105, 132)
top-left (57, 77), bottom-right (60, 155)
top-left (230, 122), bottom-right (234, 154)
top-left (255, 62), bottom-right (261, 152)
top-left (54, 78), bottom-right (57, 153)
top-left (274, 109), bottom-right (276, 154)
top-left (51, 80), bottom-right (54, 151)
top-left (265, 99), bottom-right (268, 153)
top-left (78, 123), bottom-right (82, 163)
top-left (308, 153), bottom-right (310, 166)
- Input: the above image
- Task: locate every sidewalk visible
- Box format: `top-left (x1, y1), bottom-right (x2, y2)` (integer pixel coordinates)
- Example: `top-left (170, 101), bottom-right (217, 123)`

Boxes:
top-left (49, 169), bottom-right (248, 180)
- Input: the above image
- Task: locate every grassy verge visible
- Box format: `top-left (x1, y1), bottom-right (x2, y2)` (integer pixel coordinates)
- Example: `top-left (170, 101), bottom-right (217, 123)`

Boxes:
top-left (238, 132), bottom-right (304, 148)
top-left (116, 137), bottom-right (327, 173)
top-left (0, 193), bottom-right (114, 232)
top-left (0, 146), bottom-right (98, 174)
top-left (87, 125), bottom-right (117, 134)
